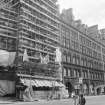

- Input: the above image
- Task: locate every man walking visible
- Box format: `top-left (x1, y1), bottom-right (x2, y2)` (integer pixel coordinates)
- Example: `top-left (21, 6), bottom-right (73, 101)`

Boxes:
top-left (78, 94), bottom-right (86, 105)
top-left (71, 91), bottom-right (77, 105)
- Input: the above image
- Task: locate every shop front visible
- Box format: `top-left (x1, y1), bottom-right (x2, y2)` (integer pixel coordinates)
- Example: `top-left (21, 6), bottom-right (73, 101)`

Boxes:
top-left (16, 76), bottom-right (65, 101)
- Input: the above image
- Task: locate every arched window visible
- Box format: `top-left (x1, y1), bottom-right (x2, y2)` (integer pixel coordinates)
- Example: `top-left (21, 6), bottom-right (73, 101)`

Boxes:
top-left (62, 54), bottom-right (66, 62)
top-left (72, 56), bottom-right (76, 64)
top-left (74, 70), bottom-right (76, 77)
top-left (84, 58), bottom-right (87, 67)
top-left (81, 58), bottom-right (84, 66)
top-left (76, 56), bottom-right (80, 65)
top-left (68, 69), bottom-right (71, 77)
top-left (63, 68), bottom-right (67, 76)
top-left (67, 55), bottom-right (70, 63)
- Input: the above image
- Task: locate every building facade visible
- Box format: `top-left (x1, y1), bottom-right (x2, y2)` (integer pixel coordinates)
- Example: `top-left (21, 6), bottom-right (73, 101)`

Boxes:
top-left (0, 0), bottom-right (65, 99)
top-left (0, 0), bottom-right (105, 99)
top-left (59, 10), bottom-right (105, 96)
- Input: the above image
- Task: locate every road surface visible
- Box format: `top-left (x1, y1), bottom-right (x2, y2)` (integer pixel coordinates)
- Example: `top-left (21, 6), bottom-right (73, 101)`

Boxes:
top-left (1, 95), bottom-right (105, 105)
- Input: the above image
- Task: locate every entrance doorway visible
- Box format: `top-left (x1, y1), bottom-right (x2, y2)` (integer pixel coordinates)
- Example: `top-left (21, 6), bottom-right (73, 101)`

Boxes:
top-left (97, 88), bottom-right (100, 95)
top-left (65, 82), bottom-right (74, 97)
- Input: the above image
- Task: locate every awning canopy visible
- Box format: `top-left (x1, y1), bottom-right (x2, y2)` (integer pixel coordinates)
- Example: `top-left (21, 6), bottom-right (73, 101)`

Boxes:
top-left (20, 78), bottom-right (38, 87)
top-left (20, 78), bottom-right (65, 88)
top-left (35, 80), bottom-right (52, 87)
top-left (52, 81), bottom-right (65, 87)
top-left (59, 82), bottom-right (65, 87)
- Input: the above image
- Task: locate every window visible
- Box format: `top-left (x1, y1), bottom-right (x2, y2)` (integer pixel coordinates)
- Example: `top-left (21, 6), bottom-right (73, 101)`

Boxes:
top-left (76, 70), bottom-right (79, 77)
top-left (67, 55), bottom-right (70, 63)
top-left (92, 42), bottom-right (96, 50)
top-left (84, 58), bottom-right (87, 66)
top-left (82, 46), bottom-right (86, 54)
top-left (71, 30), bottom-right (78, 40)
top-left (71, 40), bottom-right (75, 49)
top-left (81, 58), bottom-right (84, 66)
top-left (74, 70), bottom-right (76, 77)
top-left (102, 48), bottom-right (105, 54)
top-left (90, 60), bottom-right (93, 68)
top-left (68, 69), bottom-right (71, 76)
top-left (75, 42), bottom-right (79, 51)
top-left (92, 51), bottom-right (97, 58)
top-left (79, 36), bottom-right (85, 45)
top-left (62, 54), bottom-right (66, 62)
top-left (76, 56), bottom-right (80, 65)
top-left (86, 39), bottom-right (91, 47)
top-left (97, 45), bottom-right (101, 52)
top-left (63, 68), bottom-right (66, 76)
top-left (87, 60), bottom-right (91, 67)
top-left (66, 39), bottom-right (70, 48)
top-left (72, 56), bottom-right (76, 64)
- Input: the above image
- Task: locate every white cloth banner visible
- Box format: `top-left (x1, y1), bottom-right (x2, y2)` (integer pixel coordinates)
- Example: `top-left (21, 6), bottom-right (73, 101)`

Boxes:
top-left (23, 49), bottom-right (29, 62)
top-left (0, 50), bottom-right (16, 66)
top-left (55, 47), bottom-right (62, 64)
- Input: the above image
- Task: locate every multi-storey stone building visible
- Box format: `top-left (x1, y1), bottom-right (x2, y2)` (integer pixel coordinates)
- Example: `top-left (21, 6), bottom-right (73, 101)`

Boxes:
top-left (0, 0), bottom-right (105, 99)
top-left (0, 0), bottom-right (64, 99)
top-left (59, 9), bottom-right (105, 96)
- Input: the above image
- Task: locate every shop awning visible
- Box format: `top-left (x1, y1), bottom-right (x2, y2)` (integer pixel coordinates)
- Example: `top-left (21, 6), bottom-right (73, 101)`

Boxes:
top-left (43, 80), bottom-right (52, 87)
top-left (59, 82), bottom-right (65, 87)
top-left (20, 79), bottom-right (52, 87)
top-left (34, 80), bottom-right (44, 87)
top-left (20, 78), bottom-right (38, 87)
top-left (52, 81), bottom-right (65, 87)
top-left (34, 80), bottom-right (52, 87)
top-left (34, 80), bottom-right (65, 87)
top-left (20, 78), bottom-right (65, 88)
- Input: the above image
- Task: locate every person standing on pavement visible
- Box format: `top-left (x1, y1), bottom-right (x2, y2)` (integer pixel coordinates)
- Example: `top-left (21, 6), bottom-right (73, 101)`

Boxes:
top-left (71, 91), bottom-right (77, 105)
top-left (73, 95), bottom-right (77, 105)
top-left (78, 94), bottom-right (86, 105)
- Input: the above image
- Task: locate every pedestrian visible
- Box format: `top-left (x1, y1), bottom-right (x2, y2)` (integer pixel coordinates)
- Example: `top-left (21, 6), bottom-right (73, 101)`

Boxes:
top-left (78, 94), bottom-right (86, 105)
top-left (71, 91), bottom-right (75, 98)
top-left (73, 95), bottom-right (77, 105)
top-left (71, 91), bottom-right (77, 105)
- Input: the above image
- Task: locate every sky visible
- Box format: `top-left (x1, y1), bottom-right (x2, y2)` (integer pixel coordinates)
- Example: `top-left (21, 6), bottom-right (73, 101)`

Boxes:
top-left (57, 0), bottom-right (105, 29)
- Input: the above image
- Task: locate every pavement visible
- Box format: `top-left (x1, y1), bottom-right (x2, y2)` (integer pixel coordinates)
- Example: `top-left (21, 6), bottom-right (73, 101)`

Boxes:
top-left (0, 97), bottom-right (17, 104)
top-left (0, 95), bottom-right (105, 105)
top-left (0, 97), bottom-right (70, 104)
